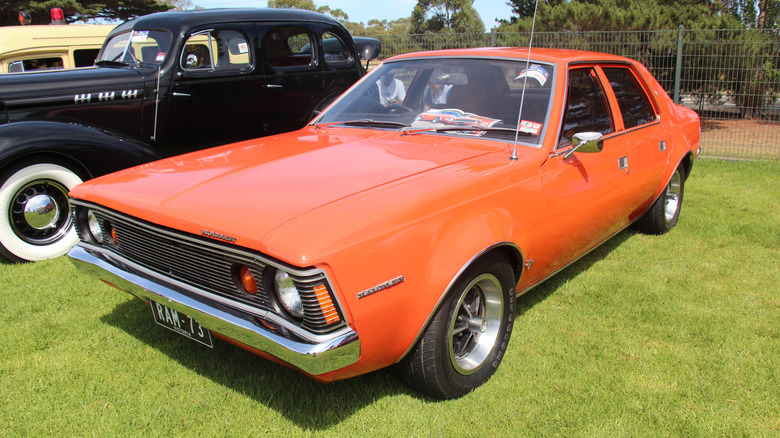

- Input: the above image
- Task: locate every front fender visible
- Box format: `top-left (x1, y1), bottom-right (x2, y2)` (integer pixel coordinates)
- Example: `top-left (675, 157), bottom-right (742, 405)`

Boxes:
top-left (0, 121), bottom-right (160, 179)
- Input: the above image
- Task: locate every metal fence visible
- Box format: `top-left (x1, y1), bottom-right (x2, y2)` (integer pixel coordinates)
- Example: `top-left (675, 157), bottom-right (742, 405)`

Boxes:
top-left (373, 28), bottom-right (780, 160)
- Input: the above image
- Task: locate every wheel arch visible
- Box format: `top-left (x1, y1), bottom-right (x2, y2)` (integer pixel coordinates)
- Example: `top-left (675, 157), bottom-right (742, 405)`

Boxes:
top-left (394, 241), bottom-right (524, 364)
top-left (0, 121), bottom-right (160, 182)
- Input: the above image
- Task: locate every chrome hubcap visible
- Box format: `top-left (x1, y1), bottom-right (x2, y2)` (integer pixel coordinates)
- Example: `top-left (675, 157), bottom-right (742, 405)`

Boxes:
top-left (449, 273), bottom-right (504, 375)
top-left (10, 180), bottom-right (72, 245)
top-left (664, 170), bottom-right (682, 223)
top-left (23, 194), bottom-right (59, 230)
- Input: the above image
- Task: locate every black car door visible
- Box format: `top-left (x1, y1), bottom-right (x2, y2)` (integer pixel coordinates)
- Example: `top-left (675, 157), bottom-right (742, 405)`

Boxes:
top-left (163, 23), bottom-right (264, 155)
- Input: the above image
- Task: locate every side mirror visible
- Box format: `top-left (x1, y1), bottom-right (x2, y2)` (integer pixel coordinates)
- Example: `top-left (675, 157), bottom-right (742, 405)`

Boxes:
top-left (564, 132), bottom-right (603, 159)
top-left (353, 37), bottom-right (381, 61)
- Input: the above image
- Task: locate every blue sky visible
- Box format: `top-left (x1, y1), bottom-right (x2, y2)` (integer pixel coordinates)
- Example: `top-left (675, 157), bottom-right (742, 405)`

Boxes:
top-left (189, 1), bottom-right (515, 28)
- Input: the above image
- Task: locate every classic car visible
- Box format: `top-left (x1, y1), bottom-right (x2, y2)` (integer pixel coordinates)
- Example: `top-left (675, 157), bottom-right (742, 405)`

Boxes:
top-left (0, 8), bottom-right (379, 263)
top-left (0, 22), bottom-right (113, 74)
top-left (68, 47), bottom-right (700, 399)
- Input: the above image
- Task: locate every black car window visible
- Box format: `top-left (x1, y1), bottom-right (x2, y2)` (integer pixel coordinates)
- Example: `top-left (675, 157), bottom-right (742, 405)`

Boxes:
top-left (602, 67), bottom-right (656, 129)
top-left (559, 68), bottom-right (614, 146)
top-left (11, 57), bottom-right (64, 72)
top-left (182, 30), bottom-right (251, 72)
top-left (263, 27), bottom-right (314, 69)
top-left (322, 32), bottom-right (352, 66)
top-left (74, 49), bottom-right (100, 67)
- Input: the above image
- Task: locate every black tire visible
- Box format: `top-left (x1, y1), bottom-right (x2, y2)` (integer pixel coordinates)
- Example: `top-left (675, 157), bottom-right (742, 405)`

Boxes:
top-left (633, 166), bottom-right (685, 235)
top-left (0, 161), bottom-right (83, 263)
top-left (398, 253), bottom-right (516, 399)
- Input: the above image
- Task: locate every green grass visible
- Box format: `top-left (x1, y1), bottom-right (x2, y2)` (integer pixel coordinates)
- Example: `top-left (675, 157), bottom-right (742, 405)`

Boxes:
top-left (1, 158), bottom-right (778, 436)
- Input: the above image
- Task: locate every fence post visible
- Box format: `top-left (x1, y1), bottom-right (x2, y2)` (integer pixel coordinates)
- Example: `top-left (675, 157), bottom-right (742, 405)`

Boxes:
top-left (674, 25), bottom-right (684, 104)
top-left (491, 28), bottom-right (497, 47)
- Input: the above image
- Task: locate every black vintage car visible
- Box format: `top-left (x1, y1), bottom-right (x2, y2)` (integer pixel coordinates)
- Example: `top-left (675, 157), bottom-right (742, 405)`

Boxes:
top-left (0, 8), bottom-right (379, 263)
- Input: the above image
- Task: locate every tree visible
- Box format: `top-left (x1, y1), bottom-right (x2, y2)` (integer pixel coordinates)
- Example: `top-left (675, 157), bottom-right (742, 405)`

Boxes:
top-left (267, 0), bottom-right (350, 25)
top-left (721, 0), bottom-right (780, 28)
top-left (1, 0), bottom-right (172, 26)
top-left (160, 0), bottom-right (200, 11)
top-left (498, 0), bottom-right (743, 32)
top-left (410, 0), bottom-right (484, 34)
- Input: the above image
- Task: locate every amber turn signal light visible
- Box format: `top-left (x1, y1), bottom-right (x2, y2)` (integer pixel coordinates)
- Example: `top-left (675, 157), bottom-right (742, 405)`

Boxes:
top-left (239, 265), bottom-right (259, 295)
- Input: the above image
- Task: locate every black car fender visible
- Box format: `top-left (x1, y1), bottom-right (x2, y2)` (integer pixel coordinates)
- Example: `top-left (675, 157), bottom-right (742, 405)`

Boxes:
top-left (0, 120), bottom-right (161, 180)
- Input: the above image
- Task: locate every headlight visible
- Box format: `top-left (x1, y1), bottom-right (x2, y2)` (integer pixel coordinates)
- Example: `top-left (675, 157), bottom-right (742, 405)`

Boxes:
top-left (86, 210), bottom-right (103, 244)
top-left (274, 270), bottom-right (304, 319)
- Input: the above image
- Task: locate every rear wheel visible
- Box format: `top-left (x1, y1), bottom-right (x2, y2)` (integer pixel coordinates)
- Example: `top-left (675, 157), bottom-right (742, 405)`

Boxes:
top-left (633, 166), bottom-right (685, 235)
top-left (398, 253), bottom-right (516, 399)
top-left (0, 162), bottom-right (83, 263)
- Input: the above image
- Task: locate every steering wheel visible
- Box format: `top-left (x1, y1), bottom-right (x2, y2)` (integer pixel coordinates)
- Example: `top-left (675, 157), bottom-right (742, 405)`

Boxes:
top-left (383, 103), bottom-right (414, 114)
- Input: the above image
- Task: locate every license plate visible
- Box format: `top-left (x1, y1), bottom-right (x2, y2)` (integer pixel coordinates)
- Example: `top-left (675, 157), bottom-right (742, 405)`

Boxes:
top-left (150, 300), bottom-right (213, 348)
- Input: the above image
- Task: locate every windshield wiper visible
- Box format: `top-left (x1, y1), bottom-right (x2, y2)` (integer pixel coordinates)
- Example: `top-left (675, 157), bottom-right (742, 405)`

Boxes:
top-left (401, 126), bottom-right (533, 136)
top-left (341, 119), bottom-right (410, 129)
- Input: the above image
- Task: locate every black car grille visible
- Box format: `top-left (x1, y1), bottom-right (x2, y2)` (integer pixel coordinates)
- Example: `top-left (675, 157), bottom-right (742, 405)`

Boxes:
top-left (88, 208), bottom-right (271, 310)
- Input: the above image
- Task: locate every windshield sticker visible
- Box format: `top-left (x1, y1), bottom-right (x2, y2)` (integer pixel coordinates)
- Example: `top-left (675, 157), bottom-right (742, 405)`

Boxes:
top-left (155, 52), bottom-right (167, 62)
top-left (412, 109), bottom-right (500, 136)
top-left (238, 42), bottom-right (249, 54)
top-left (515, 65), bottom-right (549, 86)
top-left (131, 31), bottom-right (149, 42)
top-left (519, 120), bottom-right (542, 135)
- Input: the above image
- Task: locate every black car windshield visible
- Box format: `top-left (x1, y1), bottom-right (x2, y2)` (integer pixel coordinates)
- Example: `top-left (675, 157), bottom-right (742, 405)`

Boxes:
top-left (97, 30), bottom-right (173, 66)
top-left (316, 57), bottom-right (555, 145)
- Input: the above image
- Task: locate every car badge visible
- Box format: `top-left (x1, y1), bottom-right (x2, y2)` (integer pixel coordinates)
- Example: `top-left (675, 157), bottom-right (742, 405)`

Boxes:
top-left (201, 229), bottom-right (237, 243)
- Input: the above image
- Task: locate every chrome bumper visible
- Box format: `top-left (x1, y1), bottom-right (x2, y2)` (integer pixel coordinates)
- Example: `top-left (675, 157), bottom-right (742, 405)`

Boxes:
top-left (68, 245), bottom-right (360, 375)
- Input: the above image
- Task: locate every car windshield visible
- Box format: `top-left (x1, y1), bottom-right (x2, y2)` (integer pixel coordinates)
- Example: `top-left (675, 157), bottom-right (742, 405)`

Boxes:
top-left (316, 57), bottom-right (555, 145)
top-left (96, 30), bottom-right (173, 66)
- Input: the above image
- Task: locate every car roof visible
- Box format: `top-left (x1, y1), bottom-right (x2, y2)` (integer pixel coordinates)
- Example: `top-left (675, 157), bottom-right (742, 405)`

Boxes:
top-left (0, 24), bottom-right (114, 56)
top-left (386, 47), bottom-right (635, 65)
top-left (110, 8), bottom-right (344, 36)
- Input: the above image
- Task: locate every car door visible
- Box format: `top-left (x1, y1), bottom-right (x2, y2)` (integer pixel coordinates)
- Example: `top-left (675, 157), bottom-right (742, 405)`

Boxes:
top-left (600, 65), bottom-right (668, 219)
top-left (315, 24), bottom-right (364, 112)
top-left (538, 66), bottom-right (633, 272)
top-left (256, 23), bottom-right (321, 135)
top-left (164, 23), bottom-right (263, 155)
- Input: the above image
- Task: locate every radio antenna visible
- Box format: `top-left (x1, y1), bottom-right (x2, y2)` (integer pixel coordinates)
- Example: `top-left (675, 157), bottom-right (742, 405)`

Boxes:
top-left (510, 0), bottom-right (540, 161)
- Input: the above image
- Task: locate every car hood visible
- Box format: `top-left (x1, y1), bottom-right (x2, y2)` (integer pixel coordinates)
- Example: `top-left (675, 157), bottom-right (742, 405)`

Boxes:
top-left (0, 66), bottom-right (145, 107)
top-left (72, 126), bottom-right (510, 257)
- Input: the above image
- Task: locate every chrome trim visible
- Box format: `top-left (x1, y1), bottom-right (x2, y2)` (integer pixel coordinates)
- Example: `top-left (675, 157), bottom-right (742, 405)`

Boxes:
top-left (357, 275), bottom-right (404, 299)
top-left (68, 245), bottom-right (360, 375)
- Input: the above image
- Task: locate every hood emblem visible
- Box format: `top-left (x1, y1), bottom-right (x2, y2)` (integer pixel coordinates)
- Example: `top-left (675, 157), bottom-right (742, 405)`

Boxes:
top-left (201, 229), bottom-right (237, 243)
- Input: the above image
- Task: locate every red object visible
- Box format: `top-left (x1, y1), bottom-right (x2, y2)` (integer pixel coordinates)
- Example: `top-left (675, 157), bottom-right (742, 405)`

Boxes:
top-left (50, 8), bottom-right (66, 24)
top-left (18, 11), bottom-right (31, 25)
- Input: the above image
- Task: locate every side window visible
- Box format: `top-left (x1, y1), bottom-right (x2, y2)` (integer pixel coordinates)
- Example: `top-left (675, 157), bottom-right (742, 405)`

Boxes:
top-left (559, 68), bottom-right (614, 146)
top-left (74, 49), bottom-right (100, 67)
top-left (322, 32), bottom-right (352, 66)
top-left (263, 27), bottom-right (314, 69)
top-left (12, 57), bottom-right (65, 72)
top-left (603, 67), bottom-right (656, 129)
top-left (181, 30), bottom-right (251, 72)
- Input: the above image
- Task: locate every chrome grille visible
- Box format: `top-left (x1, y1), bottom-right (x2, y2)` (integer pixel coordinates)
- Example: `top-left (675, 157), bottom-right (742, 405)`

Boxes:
top-left (88, 208), bottom-right (271, 310)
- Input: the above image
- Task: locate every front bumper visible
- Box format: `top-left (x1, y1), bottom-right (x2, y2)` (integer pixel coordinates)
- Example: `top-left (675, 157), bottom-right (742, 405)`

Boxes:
top-left (68, 244), bottom-right (360, 375)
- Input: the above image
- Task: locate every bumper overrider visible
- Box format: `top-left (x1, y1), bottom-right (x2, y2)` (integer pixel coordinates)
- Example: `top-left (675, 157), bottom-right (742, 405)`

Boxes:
top-left (68, 244), bottom-right (360, 375)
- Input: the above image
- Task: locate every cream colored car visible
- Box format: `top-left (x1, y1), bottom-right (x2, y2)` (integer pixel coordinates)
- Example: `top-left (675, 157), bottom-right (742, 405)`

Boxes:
top-left (0, 24), bottom-right (113, 73)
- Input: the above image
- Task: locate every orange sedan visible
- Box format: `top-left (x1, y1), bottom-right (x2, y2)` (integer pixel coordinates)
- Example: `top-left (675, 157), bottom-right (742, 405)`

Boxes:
top-left (68, 48), bottom-right (700, 399)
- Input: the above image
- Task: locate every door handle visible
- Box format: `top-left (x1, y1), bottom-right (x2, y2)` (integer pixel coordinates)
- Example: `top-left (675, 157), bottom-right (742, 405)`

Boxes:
top-left (265, 84), bottom-right (283, 88)
top-left (172, 92), bottom-right (191, 97)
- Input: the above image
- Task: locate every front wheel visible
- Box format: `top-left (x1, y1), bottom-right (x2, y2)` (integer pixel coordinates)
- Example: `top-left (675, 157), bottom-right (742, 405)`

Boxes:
top-left (0, 162), bottom-right (84, 263)
top-left (633, 166), bottom-right (685, 235)
top-left (398, 253), bottom-right (516, 399)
